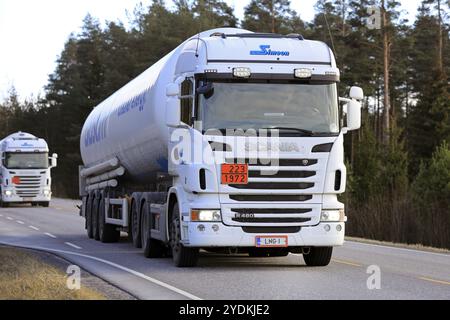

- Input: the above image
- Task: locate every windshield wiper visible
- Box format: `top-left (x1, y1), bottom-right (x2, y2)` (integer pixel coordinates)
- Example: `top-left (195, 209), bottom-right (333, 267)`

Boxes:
top-left (263, 127), bottom-right (315, 136)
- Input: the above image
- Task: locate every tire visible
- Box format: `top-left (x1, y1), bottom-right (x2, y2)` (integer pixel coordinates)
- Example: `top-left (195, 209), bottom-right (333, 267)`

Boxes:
top-left (303, 247), bottom-right (333, 267)
top-left (92, 193), bottom-right (101, 241)
top-left (131, 195), bottom-right (142, 248)
top-left (0, 202), bottom-right (8, 208)
top-left (41, 202), bottom-right (50, 207)
top-left (170, 203), bottom-right (199, 267)
top-left (141, 198), bottom-right (165, 258)
top-left (98, 192), bottom-right (120, 243)
top-left (86, 195), bottom-right (94, 239)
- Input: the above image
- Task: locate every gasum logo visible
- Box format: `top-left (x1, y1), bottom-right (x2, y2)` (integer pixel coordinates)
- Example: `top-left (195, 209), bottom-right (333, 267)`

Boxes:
top-left (21, 142), bottom-right (33, 147)
top-left (250, 45), bottom-right (290, 57)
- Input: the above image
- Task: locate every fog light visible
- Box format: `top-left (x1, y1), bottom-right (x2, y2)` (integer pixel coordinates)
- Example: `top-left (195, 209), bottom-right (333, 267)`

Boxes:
top-left (233, 67), bottom-right (251, 78)
top-left (43, 190), bottom-right (50, 196)
top-left (197, 224), bottom-right (205, 232)
top-left (294, 68), bottom-right (312, 79)
top-left (4, 190), bottom-right (12, 197)
top-left (212, 224), bottom-right (219, 232)
top-left (324, 224), bottom-right (331, 232)
top-left (336, 225), bottom-right (342, 232)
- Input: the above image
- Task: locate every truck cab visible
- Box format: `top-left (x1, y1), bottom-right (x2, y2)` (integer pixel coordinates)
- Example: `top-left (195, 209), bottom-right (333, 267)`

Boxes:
top-left (164, 31), bottom-right (362, 265)
top-left (0, 132), bottom-right (57, 207)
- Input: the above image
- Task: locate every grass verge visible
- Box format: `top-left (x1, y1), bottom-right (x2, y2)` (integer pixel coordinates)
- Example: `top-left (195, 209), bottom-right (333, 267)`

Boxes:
top-left (346, 236), bottom-right (450, 254)
top-left (0, 246), bottom-right (105, 300)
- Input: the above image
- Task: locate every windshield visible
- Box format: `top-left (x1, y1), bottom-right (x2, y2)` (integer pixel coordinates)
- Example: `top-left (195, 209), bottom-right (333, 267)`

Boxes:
top-left (4, 152), bottom-right (49, 169)
top-left (197, 82), bottom-right (339, 135)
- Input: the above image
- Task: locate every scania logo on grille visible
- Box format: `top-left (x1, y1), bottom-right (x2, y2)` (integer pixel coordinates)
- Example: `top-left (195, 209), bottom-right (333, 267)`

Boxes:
top-left (244, 142), bottom-right (301, 152)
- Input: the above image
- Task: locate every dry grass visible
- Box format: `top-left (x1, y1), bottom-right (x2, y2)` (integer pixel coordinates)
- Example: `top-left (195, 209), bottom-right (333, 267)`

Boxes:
top-left (0, 247), bottom-right (105, 300)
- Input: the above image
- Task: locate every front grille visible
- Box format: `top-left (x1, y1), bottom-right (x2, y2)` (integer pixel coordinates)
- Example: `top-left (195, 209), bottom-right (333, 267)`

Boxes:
top-left (13, 176), bottom-right (41, 197)
top-left (229, 195), bottom-right (313, 202)
top-left (229, 182), bottom-right (314, 190)
top-left (226, 158), bottom-right (318, 167)
top-left (233, 217), bottom-right (311, 223)
top-left (242, 226), bottom-right (301, 234)
top-left (249, 171), bottom-right (316, 178)
top-left (232, 208), bottom-right (312, 214)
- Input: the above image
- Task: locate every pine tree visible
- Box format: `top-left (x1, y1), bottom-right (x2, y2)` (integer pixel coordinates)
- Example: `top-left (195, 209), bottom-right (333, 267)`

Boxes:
top-left (242, 0), bottom-right (303, 34)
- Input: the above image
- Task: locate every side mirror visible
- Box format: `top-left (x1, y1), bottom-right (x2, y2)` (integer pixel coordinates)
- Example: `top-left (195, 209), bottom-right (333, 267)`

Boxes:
top-left (350, 86), bottom-right (364, 101)
top-left (49, 153), bottom-right (58, 168)
top-left (197, 82), bottom-right (214, 99)
top-left (166, 83), bottom-right (179, 97)
top-left (347, 100), bottom-right (361, 131)
top-left (166, 98), bottom-right (182, 128)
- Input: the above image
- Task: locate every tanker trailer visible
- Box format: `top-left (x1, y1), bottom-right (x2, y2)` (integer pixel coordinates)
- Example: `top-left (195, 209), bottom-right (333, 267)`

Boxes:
top-left (79, 27), bottom-right (363, 267)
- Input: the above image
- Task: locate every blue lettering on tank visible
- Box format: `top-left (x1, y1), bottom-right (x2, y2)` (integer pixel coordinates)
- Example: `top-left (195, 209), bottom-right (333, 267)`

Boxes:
top-left (250, 45), bottom-right (290, 57)
top-left (117, 91), bottom-right (147, 117)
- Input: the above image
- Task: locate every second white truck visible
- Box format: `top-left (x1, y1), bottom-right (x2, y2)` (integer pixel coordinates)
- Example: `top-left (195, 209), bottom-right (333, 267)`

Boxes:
top-left (79, 28), bottom-right (363, 267)
top-left (0, 132), bottom-right (57, 207)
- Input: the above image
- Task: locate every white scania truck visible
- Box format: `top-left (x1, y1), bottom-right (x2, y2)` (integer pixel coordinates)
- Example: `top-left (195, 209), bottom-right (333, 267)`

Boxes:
top-left (0, 132), bottom-right (58, 207)
top-left (79, 28), bottom-right (363, 267)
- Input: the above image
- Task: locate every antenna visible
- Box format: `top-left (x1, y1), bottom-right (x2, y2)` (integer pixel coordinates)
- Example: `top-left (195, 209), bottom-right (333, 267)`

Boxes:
top-left (323, 12), bottom-right (338, 61)
top-left (195, 31), bottom-right (201, 57)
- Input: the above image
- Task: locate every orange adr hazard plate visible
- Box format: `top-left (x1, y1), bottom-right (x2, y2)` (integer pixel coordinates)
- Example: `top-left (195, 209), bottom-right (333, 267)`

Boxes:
top-left (221, 164), bottom-right (248, 185)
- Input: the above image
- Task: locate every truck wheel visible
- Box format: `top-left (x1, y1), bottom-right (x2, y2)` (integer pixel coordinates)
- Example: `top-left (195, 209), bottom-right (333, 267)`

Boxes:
top-left (98, 194), bottom-right (120, 243)
top-left (1, 201), bottom-right (9, 208)
top-left (92, 194), bottom-right (101, 241)
top-left (303, 247), bottom-right (333, 267)
top-left (141, 199), bottom-right (164, 258)
top-left (86, 195), bottom-right (94, 239)
top-left (131, 196), bottom-right (142, 248)
top-left (41, 202), bottom-right (50, 208)
top-left (169, 203), bottom-right (199, 267)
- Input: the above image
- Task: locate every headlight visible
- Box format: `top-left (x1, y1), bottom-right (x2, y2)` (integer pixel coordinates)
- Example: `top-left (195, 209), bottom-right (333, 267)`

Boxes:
top-left (43, 190), bottom-right (50, 196)
top-left (4, 190), bottom-right (12, 196)
top-left (321, 209), bottom-right (346, 222)
top-left (191, 209), bottom-right (222, 222)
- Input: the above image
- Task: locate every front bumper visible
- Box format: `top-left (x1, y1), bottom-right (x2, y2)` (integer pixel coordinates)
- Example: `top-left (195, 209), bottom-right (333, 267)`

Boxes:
top-left (1, 193), bottom-right (51, 203)
top-left (184, 221), bottom-right (345, 248)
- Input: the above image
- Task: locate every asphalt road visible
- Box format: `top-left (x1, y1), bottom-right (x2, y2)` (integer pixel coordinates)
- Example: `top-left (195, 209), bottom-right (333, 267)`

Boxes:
top-left (0, 198), bottom-right (449, 300)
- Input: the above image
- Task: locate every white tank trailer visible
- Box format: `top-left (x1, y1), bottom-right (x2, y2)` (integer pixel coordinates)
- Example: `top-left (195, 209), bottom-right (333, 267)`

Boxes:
top-left (79, 28), bottom-right (364, 267)
top-left (0, 132), bottom-right (58, 207)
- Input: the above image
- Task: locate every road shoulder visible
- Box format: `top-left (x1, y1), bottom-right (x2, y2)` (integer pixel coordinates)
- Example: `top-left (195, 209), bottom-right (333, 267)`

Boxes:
top-left (0, 245), bottom-right (136, 300)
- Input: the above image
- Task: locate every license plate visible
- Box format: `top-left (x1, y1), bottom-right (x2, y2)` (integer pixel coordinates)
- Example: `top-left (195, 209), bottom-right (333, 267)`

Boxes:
top-left (255, 236), bottom-right (288, 248)
top-left (221, 164), bottom-right (248, 185)
top-left (22, 198), bottom-right (33, 202)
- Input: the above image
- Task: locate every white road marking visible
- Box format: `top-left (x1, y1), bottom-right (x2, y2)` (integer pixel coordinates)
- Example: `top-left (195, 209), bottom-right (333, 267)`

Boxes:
top-left (347, 241), bottom-right (450, 258)
top-left (0, 243), bottom-right (202, 300)
top-left (7, 217), bottom-right (13, 220)
top-left (44, 232), bottom-right (57, 239)
top-left (65, 242), bottom-right (82, 250)
top-left (29, 226), bottom-right (39, 231)
top-left (16, 220), bottom-right (25, 225)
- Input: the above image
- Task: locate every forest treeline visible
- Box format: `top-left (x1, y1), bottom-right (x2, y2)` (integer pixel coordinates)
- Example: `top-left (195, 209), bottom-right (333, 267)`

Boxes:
top-left (0, 0), bottom-right (449, 249)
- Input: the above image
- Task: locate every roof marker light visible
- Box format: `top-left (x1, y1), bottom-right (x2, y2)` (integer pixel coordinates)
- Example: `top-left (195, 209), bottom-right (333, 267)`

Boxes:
top-left (233, 67), bottom-right (251, 78)
top-left (294, 68), bottom-right (312, 79)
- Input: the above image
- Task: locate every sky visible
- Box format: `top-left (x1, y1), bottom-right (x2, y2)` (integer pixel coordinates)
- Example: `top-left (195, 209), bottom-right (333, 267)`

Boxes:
top-left (0, 0), bottom-right (422, 101)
